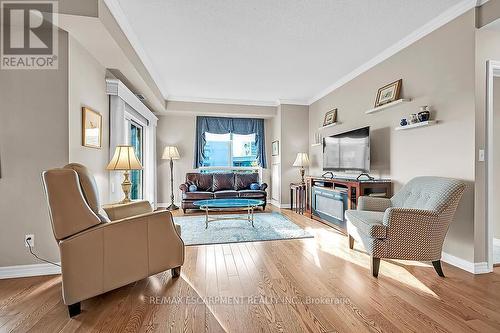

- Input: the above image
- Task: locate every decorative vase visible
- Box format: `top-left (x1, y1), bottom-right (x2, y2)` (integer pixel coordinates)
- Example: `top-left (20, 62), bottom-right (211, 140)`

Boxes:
top-left (418, 106), bottom-right (431, 122)
top-left (400, 118), bottom-right (408, 126)
top-left (409, 114), bottom-right (419, 124)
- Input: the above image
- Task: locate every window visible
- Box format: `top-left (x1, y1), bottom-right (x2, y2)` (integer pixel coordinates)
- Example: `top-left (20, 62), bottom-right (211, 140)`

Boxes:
top-left (202, 132), bottom-right (258, 167)
top-left (129, 121), bottom-right (143, 200)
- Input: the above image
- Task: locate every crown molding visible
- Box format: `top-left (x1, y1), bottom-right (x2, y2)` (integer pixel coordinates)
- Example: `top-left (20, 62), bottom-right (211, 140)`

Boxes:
top-left (103, 0), bottom-right (168, 99)
top-left (307, 0), bottom-right (478, 104)
top-left (277, 99), bottom-right (310, 106)
top-left (167, 96), bottom-right (280, 107)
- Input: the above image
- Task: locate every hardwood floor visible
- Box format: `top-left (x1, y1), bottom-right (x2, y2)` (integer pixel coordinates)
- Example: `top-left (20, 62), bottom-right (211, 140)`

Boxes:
top-left (1, 207), bottom-right (500, 332)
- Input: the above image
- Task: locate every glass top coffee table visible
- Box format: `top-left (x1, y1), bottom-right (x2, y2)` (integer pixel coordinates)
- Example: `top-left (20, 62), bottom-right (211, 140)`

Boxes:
top-left (193, 198), bottom-right (264, 228)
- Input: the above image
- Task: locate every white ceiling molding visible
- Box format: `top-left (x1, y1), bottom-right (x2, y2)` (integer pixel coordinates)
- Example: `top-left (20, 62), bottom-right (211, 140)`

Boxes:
top-left (277, 99), bottom-right (310, 106)
top-left (167, 96), bottom-right (280, 107)
top-left (104, 0), bottom-right (169, 99)
top-left (308, 0), bottom-right (477, 104)
top-left (106, 78), bottom-right (158, 125)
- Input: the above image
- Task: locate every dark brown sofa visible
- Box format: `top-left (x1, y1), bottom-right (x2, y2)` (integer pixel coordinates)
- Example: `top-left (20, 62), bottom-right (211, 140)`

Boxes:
top-left (179, 172), bottom-right (267, 212)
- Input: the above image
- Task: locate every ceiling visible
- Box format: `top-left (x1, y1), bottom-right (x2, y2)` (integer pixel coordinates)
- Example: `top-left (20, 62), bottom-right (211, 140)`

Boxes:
top-left (113, 0), bottom-right (467, 105)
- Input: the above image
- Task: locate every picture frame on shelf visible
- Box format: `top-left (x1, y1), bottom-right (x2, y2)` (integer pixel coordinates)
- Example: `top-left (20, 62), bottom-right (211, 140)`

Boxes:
top-left (272, 140), bottom-right (279, 156)
top-left (82, 107), bottom-right (102, 149)
top-left (375, 79), bottom-right (402, 107)
top-left (323, 109), bottom-right (337, 126)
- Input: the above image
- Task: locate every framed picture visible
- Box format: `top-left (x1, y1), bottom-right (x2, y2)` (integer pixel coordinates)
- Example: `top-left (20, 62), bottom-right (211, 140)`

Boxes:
top-left (375, 79), bottom-right (402, 107)
top-left (323, 109), bottom-right (337, 126)
top-left (82, 107), bottom-right (102, 148)
top-left (272, 140), bottom-right (279, 156)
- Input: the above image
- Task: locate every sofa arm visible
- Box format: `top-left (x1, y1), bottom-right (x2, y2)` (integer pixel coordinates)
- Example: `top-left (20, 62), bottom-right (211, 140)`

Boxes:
top-left (357, 196), bottom-right (392, 212)
top-left (260, 183), bottom-right (268, 191)
top-left (179, 183), bottom-right (189, 193)
top-left (58, 210), bottom-right (184, 305)
top-left (103, 200), bottom-right (153, 221)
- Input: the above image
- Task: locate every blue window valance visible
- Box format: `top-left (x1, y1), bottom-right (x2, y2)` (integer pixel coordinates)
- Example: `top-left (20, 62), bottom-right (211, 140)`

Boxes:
top-left (194, 116), bottom-right (267, 168)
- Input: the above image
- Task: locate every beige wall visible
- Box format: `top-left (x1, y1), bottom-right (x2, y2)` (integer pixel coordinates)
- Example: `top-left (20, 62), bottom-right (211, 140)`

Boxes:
top-left (280, 105), bottom-right (309, 204)
top-left (69, 36), bottom-right (110, 204)
top-left (0, 30), bottom-right (69, 267)
top-left (309, 11), bottom-right (476, 262)
top-left (156, 113), bottom-right (273, 205)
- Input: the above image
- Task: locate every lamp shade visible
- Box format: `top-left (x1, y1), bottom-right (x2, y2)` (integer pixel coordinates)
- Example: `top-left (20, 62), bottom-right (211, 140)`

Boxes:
top-left (162, 146), bottom-right (180, 160)
top-left (293, 153), bottom-right (310, 167)
top-left (106, 145), bottom-right (143, 170)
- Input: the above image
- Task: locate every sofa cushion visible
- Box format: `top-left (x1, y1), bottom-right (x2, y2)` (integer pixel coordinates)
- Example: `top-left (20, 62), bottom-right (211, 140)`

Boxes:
top-left (182, 191), bottom-right (214, 200)
top-left (213, 173), bottom-right (235, 191)
top-left (214, 190), bottom-right (239, 198)
top-left (186, 173), bottom-right (213, 191)
top-left (238, 190), bottom-right (266, 198)
top-left (345, 210), bottom-right (387, 239)
top-left (235, 173), bottom-right (259, 190)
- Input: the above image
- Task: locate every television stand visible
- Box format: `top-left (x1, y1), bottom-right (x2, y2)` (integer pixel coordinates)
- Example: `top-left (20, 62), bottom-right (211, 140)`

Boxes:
top-left (305, 176), bottom-right (392, 233)
top-left (356, 173), bottom-right (374, 180)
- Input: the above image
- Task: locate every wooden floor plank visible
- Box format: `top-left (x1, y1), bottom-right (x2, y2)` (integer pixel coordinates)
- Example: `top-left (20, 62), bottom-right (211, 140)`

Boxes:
top-left (0, 206), bottom-right (499, 333)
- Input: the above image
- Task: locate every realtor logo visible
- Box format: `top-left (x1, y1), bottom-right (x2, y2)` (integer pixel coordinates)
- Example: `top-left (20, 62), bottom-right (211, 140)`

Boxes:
top-left (1, 1), bottom-right (58, 69)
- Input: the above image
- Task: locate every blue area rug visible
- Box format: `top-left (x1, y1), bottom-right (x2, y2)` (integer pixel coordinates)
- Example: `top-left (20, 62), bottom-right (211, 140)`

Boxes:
top-left (173, 212), bottom-right (314, 246)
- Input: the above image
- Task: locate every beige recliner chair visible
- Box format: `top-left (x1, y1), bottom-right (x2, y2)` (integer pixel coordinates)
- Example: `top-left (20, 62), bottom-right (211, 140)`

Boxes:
top-left (42, 163), bottom-right (184, 317)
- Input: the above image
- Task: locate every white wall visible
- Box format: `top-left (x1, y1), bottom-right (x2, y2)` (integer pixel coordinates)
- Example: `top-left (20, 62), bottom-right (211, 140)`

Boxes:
top-left (309, 11), bottom-right (476, 262)
top-left (494, 77), bottom-right (500, 239)
top-left (69, 36), bottom-right (110, 204)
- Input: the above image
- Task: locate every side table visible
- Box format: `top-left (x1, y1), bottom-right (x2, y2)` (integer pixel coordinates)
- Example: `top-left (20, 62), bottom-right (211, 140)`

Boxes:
top-left (290, 183), bottom-right (306, 214)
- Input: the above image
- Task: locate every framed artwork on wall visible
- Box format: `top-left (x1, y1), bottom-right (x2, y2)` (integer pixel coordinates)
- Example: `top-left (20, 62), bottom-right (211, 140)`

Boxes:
top-left (374, 79), bottom-right (402, 107)
top-left (82, 107), bottom-right (102, 148)
top-left (272, 140), bottom-right (279, 156)
top-left (323, 109), bottom-right (337, 126)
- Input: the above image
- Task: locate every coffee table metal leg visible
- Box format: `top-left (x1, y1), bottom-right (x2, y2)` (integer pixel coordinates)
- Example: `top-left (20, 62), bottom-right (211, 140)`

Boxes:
top-left (251, 206), bottom-right (254, 227)
top-left (205, 206), bottom-right (209, 229)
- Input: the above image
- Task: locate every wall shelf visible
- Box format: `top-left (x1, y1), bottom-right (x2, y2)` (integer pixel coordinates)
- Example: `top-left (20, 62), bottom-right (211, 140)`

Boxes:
top-left (365, 99), bottom-right (411, 114)
top-left (395, 120), bottom-right (436, 131)
top-left (318, 122), bottom-right (338, 131)
top-left (311, 143), bottom-right (322, 147)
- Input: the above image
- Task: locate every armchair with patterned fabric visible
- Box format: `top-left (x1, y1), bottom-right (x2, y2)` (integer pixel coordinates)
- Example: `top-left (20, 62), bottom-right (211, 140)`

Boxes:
top-left (345, 176), bottom-right (466, 278)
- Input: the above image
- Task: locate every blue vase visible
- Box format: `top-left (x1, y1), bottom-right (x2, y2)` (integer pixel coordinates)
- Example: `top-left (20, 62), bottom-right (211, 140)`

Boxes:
top-left (400, 119), bottom-right (408, 126)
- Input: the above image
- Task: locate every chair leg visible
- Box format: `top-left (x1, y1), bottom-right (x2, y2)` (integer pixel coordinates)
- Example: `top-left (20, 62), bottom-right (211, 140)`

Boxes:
top-left (68, 302), bottom-right (81, 317)
top-left (348, 234), bottom-right (354, 250)
top-left (432, 260), bottom-right (445, 277)
top-left (371, 256), bottom-right (380, 278)
top-left (171, 266), bottom-right (181, 278)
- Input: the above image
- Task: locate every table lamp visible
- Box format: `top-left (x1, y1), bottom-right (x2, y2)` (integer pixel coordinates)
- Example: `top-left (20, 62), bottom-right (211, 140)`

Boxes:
top-left (293, 152), bottom-right (310, 183)
top-left (162, 146), bottom-right (181, 210)
top-left (107, 145), bottom-right (143, 204)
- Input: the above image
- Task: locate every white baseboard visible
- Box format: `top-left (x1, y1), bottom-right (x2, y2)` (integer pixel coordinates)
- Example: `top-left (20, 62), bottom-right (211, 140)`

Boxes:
top-left (0, 263), bottom-right (61, 279)
top-left (270, 200), bottom-right (291, 209)
top-left (441, 252), bottom-right (490, 275)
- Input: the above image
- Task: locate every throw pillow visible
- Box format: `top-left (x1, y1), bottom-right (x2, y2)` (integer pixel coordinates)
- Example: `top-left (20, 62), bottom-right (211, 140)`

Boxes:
top-left (250, 183), bottom-right (260, 190)
top-left (189, 184), bottom-right (198, 192)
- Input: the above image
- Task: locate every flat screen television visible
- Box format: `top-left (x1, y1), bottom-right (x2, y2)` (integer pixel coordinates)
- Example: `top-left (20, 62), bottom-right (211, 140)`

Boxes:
top-left (323, 126), bottom-right (370, 172)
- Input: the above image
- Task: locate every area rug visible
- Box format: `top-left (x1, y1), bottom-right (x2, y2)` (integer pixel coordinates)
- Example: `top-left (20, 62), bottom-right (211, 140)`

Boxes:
top-left (173, 212), bottom-right (314, 246)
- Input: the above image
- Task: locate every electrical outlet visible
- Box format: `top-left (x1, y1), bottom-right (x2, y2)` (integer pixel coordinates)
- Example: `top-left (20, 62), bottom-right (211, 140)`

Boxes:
top-left (25, 234), bottom-right (34, 248)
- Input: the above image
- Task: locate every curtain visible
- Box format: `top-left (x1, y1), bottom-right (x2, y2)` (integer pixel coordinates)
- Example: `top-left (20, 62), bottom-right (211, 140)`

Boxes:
top-left (194, 116), bottom-right (267, 168)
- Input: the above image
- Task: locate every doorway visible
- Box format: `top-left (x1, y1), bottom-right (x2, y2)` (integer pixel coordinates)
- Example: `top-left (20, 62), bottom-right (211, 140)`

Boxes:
top-left (486, 60), bottom-right (500, 269)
